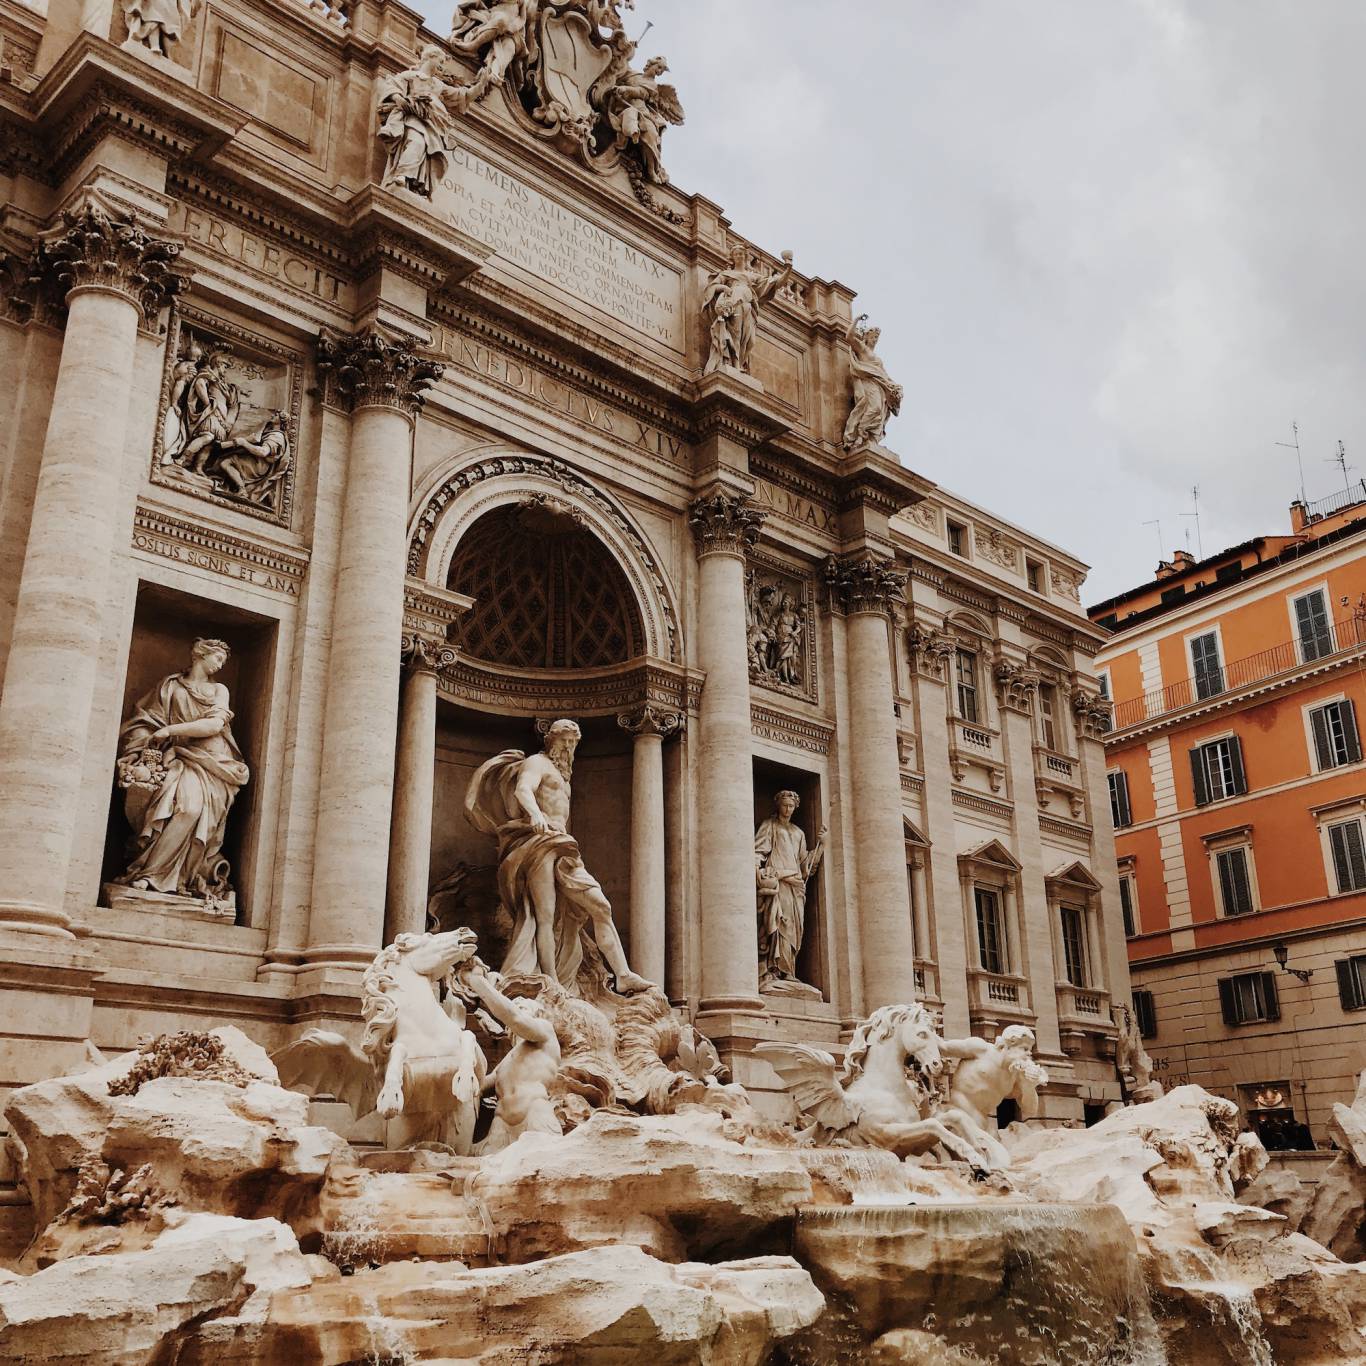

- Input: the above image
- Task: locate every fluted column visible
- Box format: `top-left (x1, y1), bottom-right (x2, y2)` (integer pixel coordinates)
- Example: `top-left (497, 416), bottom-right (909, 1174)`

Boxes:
top-left (827, 554), bottom-right (919, 1008)
top-left (618, 705), bottom-right (683, 987)
top-left (0, 207), bottom-right (184, 936)
top-left (690, 491), bottom-right (766, 1014)
top-left (305, 330), bottom-right (443, 970)
top-left (385, 632), bottom-right (455, 944)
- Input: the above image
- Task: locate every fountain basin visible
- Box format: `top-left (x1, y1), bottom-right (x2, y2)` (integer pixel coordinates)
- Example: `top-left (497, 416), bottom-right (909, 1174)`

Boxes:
top-left (793, 1200), bottom-right (1164, 1364)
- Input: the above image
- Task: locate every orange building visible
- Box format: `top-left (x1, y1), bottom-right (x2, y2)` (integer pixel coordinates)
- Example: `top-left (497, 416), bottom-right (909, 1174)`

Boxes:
top-left (1090, 485), bottom-right (1366, 1150)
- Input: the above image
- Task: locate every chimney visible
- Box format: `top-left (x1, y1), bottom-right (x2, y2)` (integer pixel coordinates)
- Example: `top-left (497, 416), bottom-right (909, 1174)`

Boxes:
top-left (1155, 549), bottom-right (1195, 581)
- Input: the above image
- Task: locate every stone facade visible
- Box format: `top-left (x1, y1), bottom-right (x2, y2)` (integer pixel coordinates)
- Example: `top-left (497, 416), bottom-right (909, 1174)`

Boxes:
top-left (0, 0), bottom-right (1127, 1236)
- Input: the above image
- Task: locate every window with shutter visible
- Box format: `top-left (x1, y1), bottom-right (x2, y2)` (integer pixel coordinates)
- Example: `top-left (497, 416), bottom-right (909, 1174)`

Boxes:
top-left (1193, 737), bottom-right (1247, 803)
top-left (1221, 971), bottom-right (1280, 1025)
top-left (1119, 874), bottom-right (1137, 937)
top-left (1216, 847), bottom-right (1255, 916)
top-left (1132, 989), bottom-right (1157, 1038)
top-left (1310, 701), bottom-right (1362, 770)
top-left (1190, 746), bottom-right (1210, 805)
top-left (1328, 819), bottom-right (1366, 894)
top-left (1294, 590), bottom-right (1334, 662)
top-left (1190, 632), bottom-right (1225, 699)
top-left (1226, 735), bottom-right (1248, 796)
top-left (1336, 956), bottom-right (1366, 1012)
top-left (1108, 771), bottom-right (1132, 828)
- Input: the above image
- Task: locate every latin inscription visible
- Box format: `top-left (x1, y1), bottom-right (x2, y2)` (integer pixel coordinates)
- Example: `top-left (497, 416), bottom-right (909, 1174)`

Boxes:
top-left (754, 478), bottom-right (835, 532)
top-left (173, 205), bottom-right (344, 304)
top-left (432, 325), bottom-right (688, 465)
top-left (132, 530), bottom-right (300, 597)
top-left (437, 146), bottom-right (683, 351)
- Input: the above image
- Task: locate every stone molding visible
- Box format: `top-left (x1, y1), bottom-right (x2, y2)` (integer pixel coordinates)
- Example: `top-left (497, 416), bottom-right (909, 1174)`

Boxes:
top-left (993, 658), bottom-right (1041, 714)
top-left (438, 656), bottom-right (699, 720)
top-left (750, 703), bottom-right (834, 756)
top-left (317, 327), bottom-right (444, 416)
top-left (31, 205), bottom-right (187, 324)
top-left (907, 622), bottom-right (957, 681)
top-left (1039, 814), bottom-right (1093, 844)
top-left (951, 789), bottom-right (1015, 823)
top-left (823, 553), bottom-right (906, 617)
top-left (688, 491), bottom-right (766, 559)
top-left (617, 705), bottom-right (685, 739)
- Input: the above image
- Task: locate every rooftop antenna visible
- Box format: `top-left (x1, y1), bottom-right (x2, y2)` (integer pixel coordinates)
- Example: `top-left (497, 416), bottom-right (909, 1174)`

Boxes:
top-left (1180, 484), bottom-right (1204, 559)
top-left (1327, 440), bottom-right (1355, 497)
top-left (1142, 518), bottom-right (1165, 564)
top-left (1277, 421), bottom-right (1307, 506)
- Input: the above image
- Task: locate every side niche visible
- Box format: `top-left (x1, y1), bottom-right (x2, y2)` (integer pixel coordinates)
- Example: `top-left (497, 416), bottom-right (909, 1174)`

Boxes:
top-left (150, 304), bottom-right (303, 528)
top-left (746, 558), bottom-right (817, 703)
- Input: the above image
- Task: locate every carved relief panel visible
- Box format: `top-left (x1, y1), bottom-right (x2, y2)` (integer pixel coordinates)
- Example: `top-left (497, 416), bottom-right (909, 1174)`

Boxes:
top-left (151, 304), bottom-right (303, 528)
top-left (746, 557), bottom-right (817, 703)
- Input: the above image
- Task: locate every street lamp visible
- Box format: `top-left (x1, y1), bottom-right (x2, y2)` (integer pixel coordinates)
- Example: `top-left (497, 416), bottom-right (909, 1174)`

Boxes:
top-left (1272, 941), bottom-right (1313, 984)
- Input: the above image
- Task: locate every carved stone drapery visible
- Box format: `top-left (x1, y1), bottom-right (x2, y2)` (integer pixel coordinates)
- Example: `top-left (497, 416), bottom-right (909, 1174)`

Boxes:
top-left (824, 553), bottom-right (906, 617)
top-left (617, 705), bottom-right (685, 739)
top-left (993, 659), bottom-right (1041, 715)
top-left (976, 528), bottom-right (1019, 573)
top-left (401, 632), bottom-right (458, 676)
top-left (688, 491), bottom-right (766, 558)
top-left (907, 622), bottom-right (957, 681)
top-left (32, 206), bottom-right (187, 325)
top-left (317, 328), bottom-right (444, 416)
top-left (1071, 688), bottom-right (1113, 741)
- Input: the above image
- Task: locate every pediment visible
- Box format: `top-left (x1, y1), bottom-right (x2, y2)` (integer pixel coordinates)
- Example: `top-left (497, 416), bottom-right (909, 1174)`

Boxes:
top-left (959, 838), bottom-right (1021, 872)
top-left (1045, 860), bottom-right (1103, 892)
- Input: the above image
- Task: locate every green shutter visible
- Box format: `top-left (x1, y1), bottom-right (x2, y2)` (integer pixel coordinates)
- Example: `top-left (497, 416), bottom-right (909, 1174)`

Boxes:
top-left (1228, 736), bottom-right (1248, 796)
top-left (1190, 747), bottom-right (1210, 806)
top-left (1261, 971), bottom-right (1280, 1022)
top-left (1337, 959), bottom-right (1363, 1011)
top-left (1218, 977), bottom-right (1238, 1025)
top-left (1343, 701), bottom-right (1362, 764)
top-left (1310, 706), bottom-right (1334, 770)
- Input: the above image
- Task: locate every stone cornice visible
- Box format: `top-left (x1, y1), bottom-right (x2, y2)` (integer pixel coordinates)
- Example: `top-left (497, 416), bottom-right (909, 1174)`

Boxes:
top-left (438, 656), bottom-right (699, 719)
top-left (342, 184), bottom-right (490, 294)
top-left (685, 368), bottom-right (791, 449)
top-left (750, 703), bottom-right (834, 755)
top-left (317, 327), bottom-right (444, 416)
top-left (403, 577), bottom-right (472, 665)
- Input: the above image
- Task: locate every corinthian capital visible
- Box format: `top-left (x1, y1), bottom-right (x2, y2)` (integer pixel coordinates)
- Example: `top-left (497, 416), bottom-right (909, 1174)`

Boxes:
top-left (618, 705), bottom-right (685, 739)
top-left (401, 631), bottom-right (457, 675)
top-left (688, 491), bottom-right (766, 558)
top-left (824, 553), bottom-right (906, 617)
top-left (33, 206), bottom-right (187, 324)
top-left (317, 328), bottom-right (445, 416)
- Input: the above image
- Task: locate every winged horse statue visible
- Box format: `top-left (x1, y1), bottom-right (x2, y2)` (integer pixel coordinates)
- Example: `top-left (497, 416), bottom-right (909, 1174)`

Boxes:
top-left (273, 929), bottom-right (487, 1152)
top-left (756, 1002), bottom-right (990, 1172)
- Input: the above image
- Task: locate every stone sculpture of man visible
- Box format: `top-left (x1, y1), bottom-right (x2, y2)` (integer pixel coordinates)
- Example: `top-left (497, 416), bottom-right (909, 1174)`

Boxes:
top-left (754, 791), bottom-right (825, 988)
top-left (378, 46), bottom-right (469, 198)
top-left (122, 0), bottom-right (197, 58)
top-left (842, 313), bottom-right (902, 451)
top-left (114, 638), bottom-right (249, 906)
top-left (938, 1024), bottom-right (1048, 1169)
top-left (464, 719), bottom-right (651, 995)
top-left (701, 245), bottom-right (795, 374)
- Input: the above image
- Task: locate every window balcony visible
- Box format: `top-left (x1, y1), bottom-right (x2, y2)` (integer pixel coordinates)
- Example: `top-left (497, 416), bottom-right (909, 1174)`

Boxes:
top-left (1033, 745), bottom-right (1086, 819)
top-left (966, 968), bottom-right (1033, 1024)
top-left (1056, 982), bottom-right (1116, 1056)
top-left (1111, 611), bottom-right (1366, 732)
top-left (949, 717), bottom-right (1006, 790)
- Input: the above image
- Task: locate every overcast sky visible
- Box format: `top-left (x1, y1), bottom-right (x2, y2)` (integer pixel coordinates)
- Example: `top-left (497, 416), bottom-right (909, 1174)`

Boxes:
top-left (423, 1), bottom-right (1366, 603)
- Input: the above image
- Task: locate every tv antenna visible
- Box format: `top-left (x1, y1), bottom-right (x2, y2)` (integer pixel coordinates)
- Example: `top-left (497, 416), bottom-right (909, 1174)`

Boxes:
top-left (1180, 485), bottom-right (1203, 560)
top-left (1142, 518), bottom-right (1165, 562)
top-left (1276, 421), bottom-right (1306, 506)
top-left (1327, 440), bottom-right (1355, 496)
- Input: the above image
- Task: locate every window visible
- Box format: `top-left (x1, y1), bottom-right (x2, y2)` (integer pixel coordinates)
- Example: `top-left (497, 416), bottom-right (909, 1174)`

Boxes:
top-left (1190, 736), bottom-right (1247, 805)
top-left (1132, 988), bottom-right (1157, 1039)
top-left (1026, 558), bottom-right (1045, 593)
top-left (1108, 771), bottom-right (1132, 828)
top-left (947, 520), bottom-right (967, 556)
top-left (1097, 671), bottom-right (1111, 701)
top-left (1309, 700), bottom-right (1362, 771)
top-left (1293, 588), bottom-right (1335, 662)
top-left (1118, 872), bottom-right (1138, 937)
top-left (1328, 818), bottom-right (1366, 894)
top-left (955, 649), bottom-right (979, 723)
top-left (1215, 561), bottom-right (1243, 585)
top-left (1190, 631), bottom-right (1225, 700)
top-left (1038, 683), bottom-right (1058, 749)
top-left (1336, 956), bottom-right (1366, 1012)
top-left (1215, 846), bottom-right (1255, 916)
top-left (1059, 904), bottom-right (1088, 986)
top-left (974, 887), bottom-right (1007, 974)
top-left (1218, 971), bottom-right (1280, 1026)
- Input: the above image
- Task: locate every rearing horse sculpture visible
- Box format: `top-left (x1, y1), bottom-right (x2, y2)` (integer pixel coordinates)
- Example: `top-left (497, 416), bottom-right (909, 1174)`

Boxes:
top-left (757, 1003), bottom-right (989, 1171)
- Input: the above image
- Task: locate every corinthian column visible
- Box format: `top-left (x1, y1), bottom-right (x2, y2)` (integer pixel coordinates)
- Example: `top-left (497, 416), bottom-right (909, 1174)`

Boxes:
top-left (0, 207), bottom-right (184, 937)
top-left (827, 553), bottom-right (918, 1008)
top-left (385, 631), bottom-right (456, 944)
top-left (689, 490), bottom-right (766, 1014)
top-left (618, 705), bottom-right (683, 987)
top-left (305, 330), bottom-right (444, 971)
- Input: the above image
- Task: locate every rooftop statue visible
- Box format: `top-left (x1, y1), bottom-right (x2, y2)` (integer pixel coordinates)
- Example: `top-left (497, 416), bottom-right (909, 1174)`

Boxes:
top-left (465, 718), bottom-right (653, 996)
top-left (702, 246), bottom-right (795, 375)
top-left (841, 313), bottom-right (903, 451)
top-left (378, 46), bottom-right (470, 198)
top-left (122, 0), bottom-right (198, 59)
top-left (757, 1004), bottom-right (991, 1172)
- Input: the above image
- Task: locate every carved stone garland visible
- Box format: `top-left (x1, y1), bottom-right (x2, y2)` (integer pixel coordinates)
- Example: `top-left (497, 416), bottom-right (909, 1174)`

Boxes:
top-left (317, 328), bottom-right (445, 416)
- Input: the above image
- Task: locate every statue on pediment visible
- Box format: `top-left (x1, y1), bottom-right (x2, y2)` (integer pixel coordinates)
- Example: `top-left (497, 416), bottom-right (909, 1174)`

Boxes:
top-left (842, 314), bottom-right (902, 451)
top-left (122, 0), bottom-right (198, 59)
top-left (702, 246), bottom-right (795, 374)
top-left (599, 50), bottom-right (684, 185)
top-left (378, 46), bottom-right (470, 198)
top-left (451, 1), bottom-right (541, 102)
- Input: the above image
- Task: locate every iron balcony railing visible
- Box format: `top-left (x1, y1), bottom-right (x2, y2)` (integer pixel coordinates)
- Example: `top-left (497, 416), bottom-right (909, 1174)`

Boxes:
top-left (1300, 480), bottom-right (1366, 524)
top-left (1112, 612), bottom-right (1366, 730)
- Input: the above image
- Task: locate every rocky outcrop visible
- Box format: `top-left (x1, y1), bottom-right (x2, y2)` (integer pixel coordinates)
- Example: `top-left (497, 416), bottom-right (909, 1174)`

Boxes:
top-left (179, 1246), bottom-right (825, 1365)
top-left (4, 1027), bottom-right (344, 1251)
top-left (1299, 1071), bottom-right (1366, 1262)
top-left (468, 1109), bottom-right (814, 1262)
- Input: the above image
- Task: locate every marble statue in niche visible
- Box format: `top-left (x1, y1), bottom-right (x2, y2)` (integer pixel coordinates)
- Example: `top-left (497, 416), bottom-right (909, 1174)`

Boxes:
top-left (122, 0), bottom-right (198, 58)
top-left (157, 326), bottom-right (296, 521)
top-left (842, 313), bottom-right (902, 451)
top-left (702, 245), bottom-right (795, 374)
top-left (754, 790), bottom-right (825, 992)
top-left (465, 718), bottom-right (653, 996)
top-left (111, 638), bottom-right (249, 916)
top-left (746, 570), bottom-right (807, 691)
top-left (378, 46), bottom-right (470, 198)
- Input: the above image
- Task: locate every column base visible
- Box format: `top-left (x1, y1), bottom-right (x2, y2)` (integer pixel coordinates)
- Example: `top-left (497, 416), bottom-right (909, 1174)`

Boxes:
top-left (696, 994), bottom-right (767, 1017)
top-left (0, 901), bottom-right (75, 938)
top-left (298, 943), bottom-right (382, 972)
